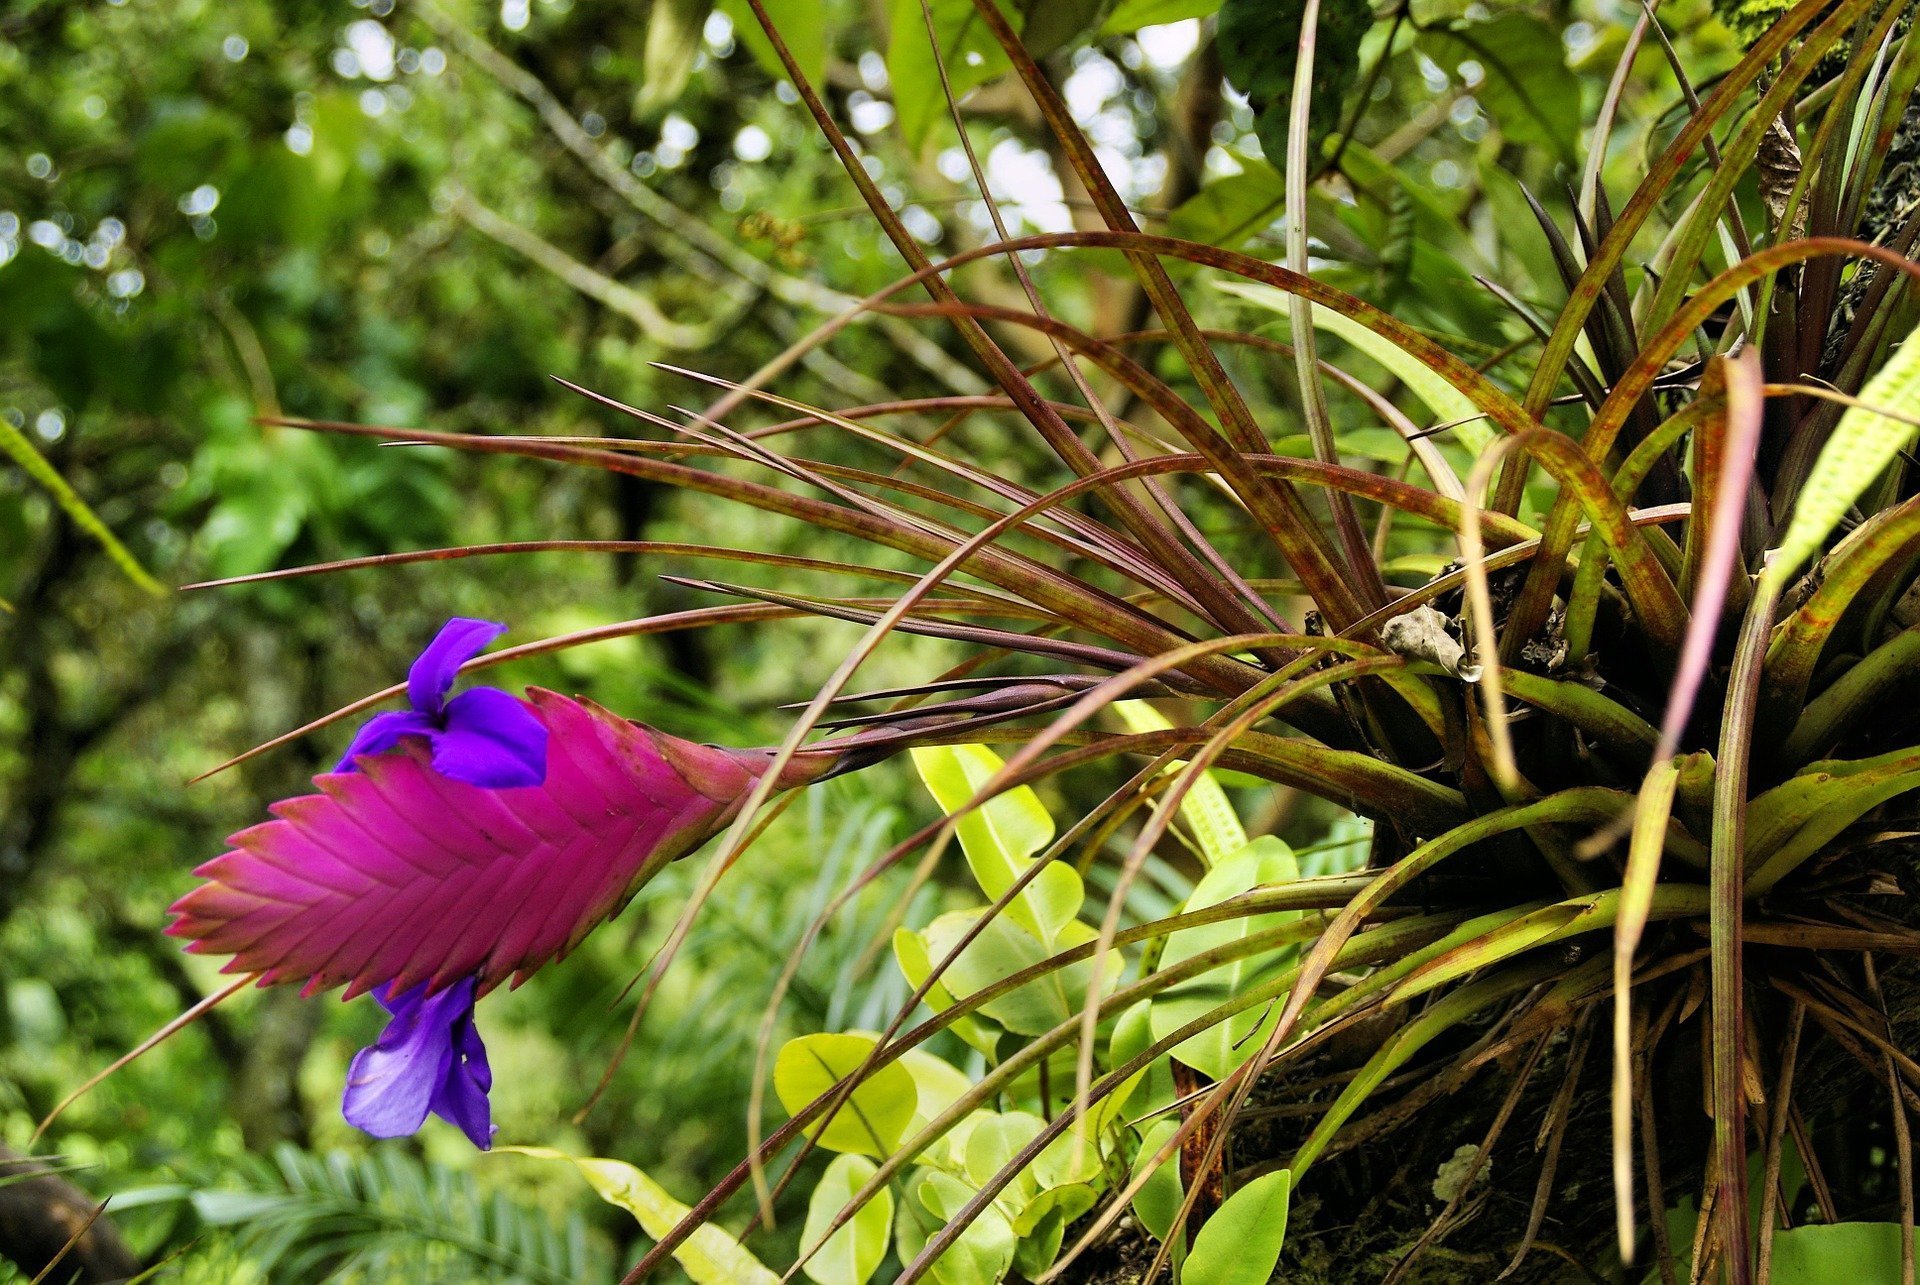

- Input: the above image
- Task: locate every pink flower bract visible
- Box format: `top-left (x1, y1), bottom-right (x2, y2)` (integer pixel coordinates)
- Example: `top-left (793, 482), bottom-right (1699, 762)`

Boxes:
top-left (169, 689), bottom-right (773, 1000)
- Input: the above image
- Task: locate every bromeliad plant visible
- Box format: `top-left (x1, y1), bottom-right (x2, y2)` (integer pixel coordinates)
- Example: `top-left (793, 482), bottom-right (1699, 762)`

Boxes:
top-left (52, 0), bottom-right (1920, 1280)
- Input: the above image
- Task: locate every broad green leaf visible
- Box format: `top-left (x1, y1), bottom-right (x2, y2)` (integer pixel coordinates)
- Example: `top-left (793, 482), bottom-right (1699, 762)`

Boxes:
top-left (963, 1111), bottom-right (1047, 1205)
top-left (1102, 0), bottom-right (1222, 31)
top-left (1216, 280), bottom-right (1493, 453)
top-left (888, 0), bottom-right (1015, 151)
top-left (1772, 321), bottom-right (1920, 586)
top-left (774, 1033), bottom-right (919, 1157)
top-left (1062, 1063), bottom-right (1147, 1151)
top-left (1149, 838), bottom-right (1300, 1079)
top-left (801, 1155), bottom-right (893, 1285)
top-left (1018, 0), bottom-right (1109, 57)
top-left (718, 0), bottom-right (827, 90)
top-left (1111, 1002), bottom-right (1178, 1118)
top-left (1012, 1180), bottom-right (1097, 1238)
top-left (893, 928), bottom-right (1000, 1055)
top-left (899, 1047), bottom-right (976, 1141)
top-left (1114, 701), bottom-right (1248, 866)
top-left (1033, 1115), bottom-right (1106, 1190)
top-left (1218, 0), bottom-right (1372, 160)
top-left (0, 418), bottom-right (164, 596)
top-left (897, 1170), bottom-right (1017, 1285)
top-left (1165, 165), bottom-right (1286, 253)
top-left (949, 1108), bottom-right (1106, 1231)
top-left (639, 0), bottom-right (712, 114)
top-left (1184, 1169), bottom-right (1291, 1285)
top-left (912, 743), bottom-right (1078, 942)
top-left (1129, 1118), bottom-right (1184, 1242)
top-left (927, 910), bottom-right (1123, 1036)
top-left (500, 1147), bottom-right (778, 1284)
top-left (1769, 1223), bottom-right (1913, 1280)
top-left (1011, 1196), bottom-right (1078, 1278)
top-left (1420, 14), bottom-right (1579, 164)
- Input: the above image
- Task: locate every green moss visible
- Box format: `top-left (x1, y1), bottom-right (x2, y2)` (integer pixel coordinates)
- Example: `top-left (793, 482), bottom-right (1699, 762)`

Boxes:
top-left (1712, 0), bottom-right (1797, 41)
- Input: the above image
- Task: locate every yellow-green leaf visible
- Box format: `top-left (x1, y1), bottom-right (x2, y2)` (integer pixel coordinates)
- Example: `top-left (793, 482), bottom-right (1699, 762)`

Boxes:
top-left (499, 1146), bottom-right (778, 1284)
top-left (912, 743), bottom-right (1078, 942)
top-left (1129, 1118), bottom-right (1184, 1243)
top-left (1148, 837), bottom-right (1300, 1078)
top-left (1185, 1169), bottom-right (1291, 1285)
top-left (638, 0), bottom-right (710, 114)
top-left (887, 0), bottom-right (1012, 152)
top-left (774, 1033), bottom-right (919, 1157)
top-left (892, 928), bottom-right (1000, 1056)
top-left (717, 0), bottom-right (827, 90)
top-left (801, 1155), bottom-right (893, 1285)
top-left (924, 909), bottom-right (1123, 1037)
top-left (897, 1170), bottom-right (1017, 1285)
top-left (1113, 701), bottom-right (1248, 867)
top-left (898, 1047), bottom-right (975, 1141)
top-left (1773, 320), bottom-right (1920, 586)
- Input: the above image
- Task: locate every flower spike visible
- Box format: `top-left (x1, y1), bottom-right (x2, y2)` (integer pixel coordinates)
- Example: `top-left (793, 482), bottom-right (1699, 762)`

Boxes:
top-left (169, 689), bottom-right (832, 999)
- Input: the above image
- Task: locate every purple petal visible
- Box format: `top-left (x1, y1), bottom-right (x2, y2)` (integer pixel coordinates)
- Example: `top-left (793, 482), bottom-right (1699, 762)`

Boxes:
top-left (336, 710), bottom-right (439, 774)
top-left (343, 978), bottom-right (477, 1139)
top-left (430, 688), bottom-right (549, 789)
top-left (407, 618), bottom-right (507, 715)
top-left (430, 1009), bottom-right (495, 1149)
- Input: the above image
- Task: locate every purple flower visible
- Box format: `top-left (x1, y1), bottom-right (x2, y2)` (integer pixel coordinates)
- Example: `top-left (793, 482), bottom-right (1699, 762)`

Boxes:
top-left (342, 976), bottom-right (494, 1149)
top-left (337, 618), bottom-right (547, 789)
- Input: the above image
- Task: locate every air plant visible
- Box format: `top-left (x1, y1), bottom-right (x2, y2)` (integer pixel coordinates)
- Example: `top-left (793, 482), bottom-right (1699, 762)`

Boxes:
top-left (51, 0), bottom-right (1920, 1280)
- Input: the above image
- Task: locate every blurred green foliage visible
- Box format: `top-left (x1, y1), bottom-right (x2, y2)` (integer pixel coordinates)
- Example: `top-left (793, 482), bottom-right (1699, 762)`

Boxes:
top-left (0, 0), bottom-right (1749, 1277)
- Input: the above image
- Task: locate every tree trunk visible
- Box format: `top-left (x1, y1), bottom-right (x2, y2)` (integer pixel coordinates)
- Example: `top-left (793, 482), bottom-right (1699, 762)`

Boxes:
top-left (0, 1147), bottom-right (143, 1283)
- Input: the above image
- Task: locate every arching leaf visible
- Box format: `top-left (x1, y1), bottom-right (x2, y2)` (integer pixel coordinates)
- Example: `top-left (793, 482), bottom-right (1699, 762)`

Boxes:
top-left (1772, 320), bottom-right (1920, 585)
top-left (500, 1146), bottom-right (777, 1284)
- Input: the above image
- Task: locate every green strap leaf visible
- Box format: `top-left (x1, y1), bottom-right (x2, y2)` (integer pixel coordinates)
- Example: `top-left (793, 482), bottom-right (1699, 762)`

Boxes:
top-left (498, 1146), bottom-right (778, 1284)
top-left (0, 418), bottom-right (164, 596)
top-left (1216, 280), bottom-right (1495, 455)
top-left (1772, 319), bottom-right (1920, 587)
